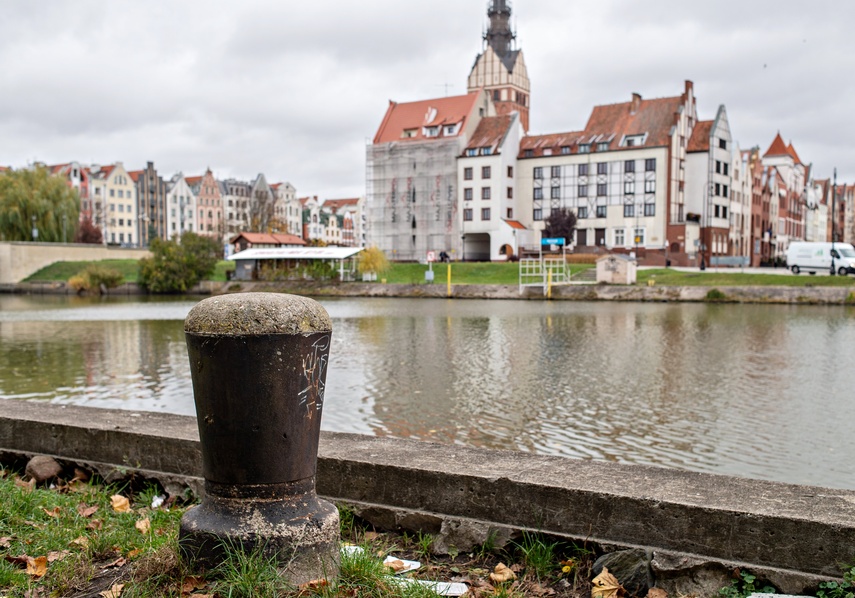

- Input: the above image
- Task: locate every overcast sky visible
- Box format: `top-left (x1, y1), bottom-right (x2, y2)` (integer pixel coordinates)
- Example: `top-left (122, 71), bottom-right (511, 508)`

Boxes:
top-left (2, 1), bottom-right (854, 198)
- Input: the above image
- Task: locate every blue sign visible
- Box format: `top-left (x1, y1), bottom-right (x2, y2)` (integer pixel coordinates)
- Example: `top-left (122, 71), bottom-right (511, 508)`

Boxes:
top-left (541, 237), bottom-right (565, 246)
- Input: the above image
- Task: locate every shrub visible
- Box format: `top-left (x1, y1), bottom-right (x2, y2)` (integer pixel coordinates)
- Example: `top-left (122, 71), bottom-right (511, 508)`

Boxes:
top-left (138, 232), bottom-right (220, 293)
top-left (358, 246), bottom-right (390, 276)
top-left (705, 288), bottom-right (727, 302)
top-left (67, 264), bottom-right (124, 294)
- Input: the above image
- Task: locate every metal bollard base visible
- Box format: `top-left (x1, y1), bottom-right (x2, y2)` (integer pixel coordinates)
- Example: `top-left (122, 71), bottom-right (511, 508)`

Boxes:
top-left (178, 493), bottom-right (340, 586)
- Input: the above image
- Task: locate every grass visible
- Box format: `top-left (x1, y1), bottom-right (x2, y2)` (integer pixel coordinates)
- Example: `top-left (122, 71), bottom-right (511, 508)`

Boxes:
top-left (24, 259), bottom-right (236, 284)
top-left (637, 267), bottom-right (855, 287)
top-left (0, 464), bottom-right (603, 597)
top-left (379, 262), bottom-right (594, 285)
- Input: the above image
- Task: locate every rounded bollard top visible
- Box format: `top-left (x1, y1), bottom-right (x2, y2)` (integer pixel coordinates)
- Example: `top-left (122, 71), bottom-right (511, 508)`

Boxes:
top-left (185, 293), bottom-right (331, 336)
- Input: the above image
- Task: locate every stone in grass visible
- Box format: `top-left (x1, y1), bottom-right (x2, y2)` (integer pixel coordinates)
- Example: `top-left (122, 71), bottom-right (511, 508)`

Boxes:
top-left (592, 548), bottom-right (653, 597)
top-left (25, 455), bottom-right (63, 483)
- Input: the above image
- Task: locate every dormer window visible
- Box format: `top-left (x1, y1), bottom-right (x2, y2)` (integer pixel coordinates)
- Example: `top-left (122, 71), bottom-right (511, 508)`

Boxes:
top-left (597, 142), bottom-right (610, 152)
top-left (481, 147), bottom-right (492, 155)
top-left (424, 126), bottom-right (439, 137)
top-left (523, 149), bottom-right (534, 158)
top-left (579, 143), bottom-right (591, 154)
top-left (543, 148), bottom-right (552, 156)
top-left (561, 146), bottom-right (571, 155)
top-left (622, 134), bottom-right (647, 147)
top-left (444, 124), bottom-right (460, 136)
top-left (466, 148), bottom-right (478, 157)
top-left (402, 128), bottom-right (417, 138)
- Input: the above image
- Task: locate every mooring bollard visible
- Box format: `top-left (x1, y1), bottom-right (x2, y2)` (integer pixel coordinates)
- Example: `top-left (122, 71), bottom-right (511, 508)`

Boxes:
top-left (179, 292), bottom-right (339, 585)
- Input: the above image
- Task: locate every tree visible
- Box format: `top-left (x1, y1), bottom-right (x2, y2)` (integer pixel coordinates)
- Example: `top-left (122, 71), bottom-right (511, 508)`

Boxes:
top-left (357, 246), bottom-right (390, 276)
top-left (0, 167), bottom-right (80, 242)
top-left (74, 217), bottom-right (103, 244)
top-left (542, 208), bottom-right (578, 245)
top-left (138, 232), bottom-right (221, 293)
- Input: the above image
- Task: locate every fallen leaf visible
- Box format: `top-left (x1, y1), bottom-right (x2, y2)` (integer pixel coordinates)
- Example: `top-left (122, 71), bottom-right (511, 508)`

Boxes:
top-left (87, 519), bottom-right (103, 530)
top-left (135, 518), bottom-right (151, 534)
top-left (110, 495), bottom-right (131, 513)
top-left (126, 549), bottom-right (141, 559)
top-left (15, 477), bottom-right (35, 493)
top-left (592, 567), bottom-right (624, 598)
top-left (646, 589), bottom-right (668, 598)
top-left (385, 559), bottom-right (406, 573)
top-left (0, 536), bottom-right (12, 548)
top-left (103, 557), bottom-right (127, 569)
top-left (5, 554), bottom-right (29, 568)
top-left (181, 576), bottom-right (208, 596)
top-left (70, 536), bottom-right (89, 549)
top-left (77, 503), bottom-right (99, 518)
top-left (299, 578), bottom-right (329, 591)
top-left (26, 555), bottom-right (48, 578)
top-left (72, 468), bottom-right (90, 483)
top-left (363, 531), bottom-right (380, 541)
top-left (42, 507), bottom-right (61, 518)
top-left (100, 582), bottom-right (124, 598)
top-left (47, 550), bottom-right (70, 562)
top-left (489, 562), bottom-right (517, 583)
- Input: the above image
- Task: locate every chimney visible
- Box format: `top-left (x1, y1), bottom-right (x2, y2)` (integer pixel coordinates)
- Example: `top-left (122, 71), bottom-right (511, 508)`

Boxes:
top-left (630, 93), bottom-right (642, 114)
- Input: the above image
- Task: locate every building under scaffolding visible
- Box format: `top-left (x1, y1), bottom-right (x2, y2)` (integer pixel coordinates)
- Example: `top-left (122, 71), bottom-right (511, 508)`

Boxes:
top-left (366, 92), bottom-right (491, 262)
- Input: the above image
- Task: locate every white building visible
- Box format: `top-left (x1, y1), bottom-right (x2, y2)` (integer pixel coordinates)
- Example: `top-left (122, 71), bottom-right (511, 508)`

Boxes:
top-left (165, 173), bottom-right (197, 237)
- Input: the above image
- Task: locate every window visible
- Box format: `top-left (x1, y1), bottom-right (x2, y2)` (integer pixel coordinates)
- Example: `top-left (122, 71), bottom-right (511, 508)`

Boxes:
top-left (543, 149), bottom-right (553, 156)
top-left (109, 189), bottom-right (115, 197)
top-left (402, 128), bottom-right (417, 138)
top-left (550, 165), bottom-right (561, 178)
top-left (623, 134), bottom-right (646, 147)
top-left (464, 208), bottom-right (473, 221)
top-left (597, 183), bottom-right (607, 196)
top-left (615, 228), bottom-right (625, 246)
top-left (533, 188), bottom-right (543, 200)
top-left (596, 205), bottom-right (607, 218)
top-left (444, 124), bottom-right (457, 135)
top-left (633, 227), bottom-right (646, 245)
top-left (714, 205), bottom-right (721, 218)
top-left (482, 166), bottom-right (491, 179)
top-left (644, 179), bottom-right (656, 193)
top-left (481, 208), bottom-right (491, 220)
top-left (464, 188), bottom-right (473, 201)
top-left (624, 204), bottom-right (634, 217)
top-left (597, 141), bottom-right (610, 151)
top-left (579, 143), bottom-right (591, 153)
top-left (533, 167), bottom-right (543, 179)
top-left (624, 181), bottom-right (635, 195)
top-left (507, 208), bottom-right (513, 218)
top-left (578, 206), bottom-right (588, 219)
top-left (466, 148), bottom-right (477, 157)
top-left (481, 187), bottom-right (491, 200)
top-left (118, 219), bottom-right (124, 226)
top-left (722, 205), bottom-right (728, 218)
top-left (597, 162), bottom-right (608, 175)
top-left (625, 160), bottom-right (635, 173)
top-left (464, 167), bottom-right (473, 180)
top-left (719, 138), bottom-right (728, 150)
top-left (723, 163), bottom-right (729, 176)
top-left (577, 184), bottom-right (588, 197)
top-left (715, 183), bottom-right (721, 196)
top-left (561, 146), bottom-right (571, 155)
top-left (533, 208), bottom-right (543, 220)
top-left (578, 164), bottom-right (589, 176)
top-left (551, 186), bottom-right (560, 199)
top-left (524, 149), bottom-right (534, 158)
top-left (645, 158), bottom-right (656, 171)
top-left (716, 161), bottom-right (722, 174)
top-left (644, 203), bottom-right (655, 216)
top-left (507, 166), bottom-right (513, 177)
top-left (507, 187), bottom-right (513, 199)
top-left (425, 126), bottom-right (438, 137)
top-left (723, 185), bottom-right (729, 198)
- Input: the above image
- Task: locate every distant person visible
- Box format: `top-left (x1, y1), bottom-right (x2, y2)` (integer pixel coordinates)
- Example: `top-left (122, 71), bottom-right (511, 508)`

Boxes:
top-left (439, 251), bottom-right (449, 263)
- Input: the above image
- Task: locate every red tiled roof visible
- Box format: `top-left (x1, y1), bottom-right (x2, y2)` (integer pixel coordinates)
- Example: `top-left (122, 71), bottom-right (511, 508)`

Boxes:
top-left (687, 120), bottom-right (713, 152)
top-left (47, 163), bottom-right (69, 174)
top-left (97, 165), bottom-right (115, 179)
top-left (583, 94), bottom-right (683, 149)
top-left (270, 183), bottom-right (281, 189)
top-left (519, 131), bottom-right (584, 157)
top-left (465, 114), bottom-right (514, 152)
top-left (230, 232), bottom-right (306, 246)
top-left (0, 166), bottom-right (9, 172)
top-left (323, 198), bottom-right (360, 210)
top-left (128, 170), bottom-right (142, 182)
top-left (299, 196), bottom-right (318, 206)
top-left (373, 92), bottom-right (482, 144)
top-left (763, 133), bottom-right (789, 158)
top-left (185, 176), bottom-right (202, 186)
top-left (504, 219), bottom-right (527, 230)
top-left (786, 142), bottom-right (802, 165)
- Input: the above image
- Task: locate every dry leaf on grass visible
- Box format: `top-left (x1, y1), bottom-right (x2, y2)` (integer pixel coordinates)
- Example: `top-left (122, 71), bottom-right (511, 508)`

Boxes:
top-left (135, 518), bottom-right (151, 534)
top-left (110, 495), bottom-right (131, 513)
top-left (127, 549), bottom-right (141, 559)
top-left (77, 503), bottom-right (98, 518)
top-left (47, 550), bottom-right (70, 562)
top-left (100, 583), bottom-right (124, 598)
top-left (103, 557), bottom-right (127, 570)
top-left (299, 578), bottom-right (330, 591)
top-left (70, 536), bottom-right (89, 549)
top-left (385, 559), bottom-right (406, 573)
top-left (87, 519), bottom-right (103, 531)
top-left (489, 562), bottom-right (517, 583)
top-left (15, 477), bottom-right (35, 493)
top-left (592, 566), bottom-right (624, 598)
top-left (26, 555), bottom-right (48, 578)
top-left (41, 507), bottom-right (61, 518)
top-left (0, 536), bottom-right (12, 548)
top-left (180, 575), bottom-right (208, 596)
top-left (646, 589), bottom-right (668, 598)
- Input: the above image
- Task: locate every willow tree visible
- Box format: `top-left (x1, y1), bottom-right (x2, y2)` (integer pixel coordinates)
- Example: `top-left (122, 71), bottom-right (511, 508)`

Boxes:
top-left (0, 167), bottom-right (80, 242)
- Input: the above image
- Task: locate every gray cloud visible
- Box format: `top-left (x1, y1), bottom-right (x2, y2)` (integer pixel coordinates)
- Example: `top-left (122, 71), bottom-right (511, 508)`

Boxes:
top-left (2, 0), bottom-right (854, 197)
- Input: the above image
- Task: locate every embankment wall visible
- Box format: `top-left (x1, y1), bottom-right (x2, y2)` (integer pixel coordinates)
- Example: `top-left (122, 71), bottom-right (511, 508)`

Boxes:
top-left (0, 241), bottom-right (150, 284)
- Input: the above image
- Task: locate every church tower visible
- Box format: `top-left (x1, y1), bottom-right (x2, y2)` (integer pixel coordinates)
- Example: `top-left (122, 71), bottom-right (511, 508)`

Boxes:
top-left (467, 0), bottom-right (531, 131)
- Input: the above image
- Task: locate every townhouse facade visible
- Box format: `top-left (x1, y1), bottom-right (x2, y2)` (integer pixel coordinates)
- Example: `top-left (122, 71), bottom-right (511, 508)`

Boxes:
top-left (131, 162), bottom-right (167, 245)
top-left (91, 162), bottom-right (138, 246)
top-left (165, 173), bottom-right (197, 237)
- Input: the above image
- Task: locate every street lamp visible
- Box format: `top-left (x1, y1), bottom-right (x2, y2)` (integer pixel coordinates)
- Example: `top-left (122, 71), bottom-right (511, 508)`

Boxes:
top-left (831, 168), bottom-right (837, 276)
top-left (31, 215), bottom-right (38, 241)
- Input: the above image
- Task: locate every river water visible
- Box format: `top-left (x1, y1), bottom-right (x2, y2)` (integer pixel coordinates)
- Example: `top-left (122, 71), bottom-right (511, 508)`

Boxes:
top-left (1, 294), bottom-right (854, 489)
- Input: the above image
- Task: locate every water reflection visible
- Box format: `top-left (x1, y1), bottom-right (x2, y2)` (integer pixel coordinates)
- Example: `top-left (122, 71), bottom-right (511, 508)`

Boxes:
top-left (1, 295), bottom-right (854, 489)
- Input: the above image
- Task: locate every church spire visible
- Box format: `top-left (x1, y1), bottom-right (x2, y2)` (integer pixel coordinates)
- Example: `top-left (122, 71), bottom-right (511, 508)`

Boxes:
top-left (485, 0), bottom-right (515, 58)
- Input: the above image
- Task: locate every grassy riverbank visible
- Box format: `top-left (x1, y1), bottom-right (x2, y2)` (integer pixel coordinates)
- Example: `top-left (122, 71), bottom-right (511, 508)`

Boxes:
top-left (0, 465), bottom-right (596, 597)
top-left (24, 258), bottom-right (855, 288)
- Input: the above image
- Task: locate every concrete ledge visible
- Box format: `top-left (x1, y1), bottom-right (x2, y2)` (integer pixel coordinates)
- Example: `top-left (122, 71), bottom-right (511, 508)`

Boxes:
top-left (1, 401), bottom-right (853, 591)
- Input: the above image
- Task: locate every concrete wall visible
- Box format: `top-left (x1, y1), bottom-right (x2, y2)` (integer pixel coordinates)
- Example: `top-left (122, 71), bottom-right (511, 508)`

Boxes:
top-left (0, 242), bottom-right (150, 284)
top-left (0, 400), bottom-right (852, 594)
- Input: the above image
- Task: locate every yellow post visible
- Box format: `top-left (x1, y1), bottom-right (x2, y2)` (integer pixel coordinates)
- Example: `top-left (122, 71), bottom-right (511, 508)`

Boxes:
top-left (447, 264), bottom-right (452, 297)
top-left (547, 269), bottom-right (553, 299)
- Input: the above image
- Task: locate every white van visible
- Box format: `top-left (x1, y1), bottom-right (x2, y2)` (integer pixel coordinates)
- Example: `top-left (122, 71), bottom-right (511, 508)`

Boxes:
top-left (786, 242), bottom-right (855, 275)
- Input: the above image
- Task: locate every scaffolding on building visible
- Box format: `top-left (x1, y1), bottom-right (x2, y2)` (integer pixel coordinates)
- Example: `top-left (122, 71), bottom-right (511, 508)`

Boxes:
top-left (366, 139), bottom-right (462, 262)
